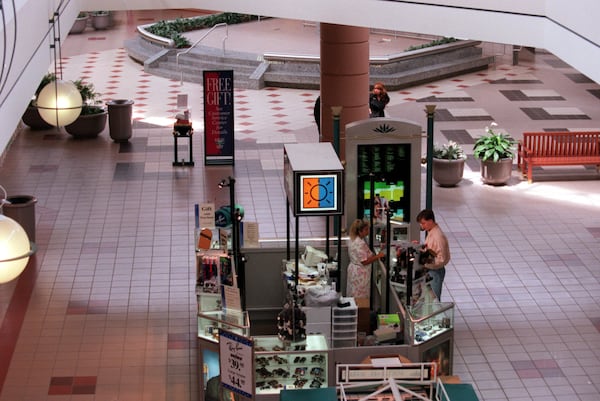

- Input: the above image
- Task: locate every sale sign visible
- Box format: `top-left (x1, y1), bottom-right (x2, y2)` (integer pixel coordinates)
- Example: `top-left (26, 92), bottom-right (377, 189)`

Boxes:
top-left (219, 329), bottom-right (253, 398)
top-left (203, 70), bottom-right (235, 165)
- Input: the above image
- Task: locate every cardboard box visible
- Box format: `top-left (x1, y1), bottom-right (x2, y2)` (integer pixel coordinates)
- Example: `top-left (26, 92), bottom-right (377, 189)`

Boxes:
top-left (355, 297), bottom-right (371, 334)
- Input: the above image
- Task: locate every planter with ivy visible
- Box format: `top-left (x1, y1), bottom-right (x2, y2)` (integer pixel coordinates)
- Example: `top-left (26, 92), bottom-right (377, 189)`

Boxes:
top-left (64, 80), bottom-right (107, 139)
top-left (22, 73), bottom-right (56, 130)
top-left (432, 141), bottom-right (466, 187)
top-left (473, 123), bottom-right (516, 185)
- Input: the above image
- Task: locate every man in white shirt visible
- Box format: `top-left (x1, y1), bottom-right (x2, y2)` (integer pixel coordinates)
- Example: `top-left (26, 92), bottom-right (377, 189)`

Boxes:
top-left (416, 209), bottom-right (451, 301)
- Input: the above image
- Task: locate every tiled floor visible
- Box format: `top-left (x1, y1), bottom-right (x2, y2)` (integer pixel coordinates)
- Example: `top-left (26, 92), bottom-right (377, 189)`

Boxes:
top-left (1, 10), bottom-right (600, 401)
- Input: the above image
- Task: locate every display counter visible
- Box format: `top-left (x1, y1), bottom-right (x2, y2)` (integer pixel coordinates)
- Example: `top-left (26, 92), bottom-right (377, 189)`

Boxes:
top-left (254, 334), bottom-right (329, 394)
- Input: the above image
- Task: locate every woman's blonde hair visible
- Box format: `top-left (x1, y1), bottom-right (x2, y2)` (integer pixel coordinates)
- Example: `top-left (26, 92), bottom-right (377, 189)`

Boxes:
top-left (349, 219), bottom-right (369, 241)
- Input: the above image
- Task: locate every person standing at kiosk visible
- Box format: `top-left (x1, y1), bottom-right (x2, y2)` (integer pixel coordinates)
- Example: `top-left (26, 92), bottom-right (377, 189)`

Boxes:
top-left (416, 209), bottom-right (450, 301)
top-left (346, 219), bottom-right (385, 298)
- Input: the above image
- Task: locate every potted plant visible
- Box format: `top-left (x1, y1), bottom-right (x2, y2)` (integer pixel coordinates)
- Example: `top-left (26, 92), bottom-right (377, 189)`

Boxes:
top-left (64, 79), bottom-right (107, 138)
top-left (473, 122), bottom-right (516, 185)
top-left (432, 141), bottom-right (466, 187)
top-left (91, 11), bottom-right (111, 30)
top-left (69, 12), bottom-right (89, 34)
top-left (22, 72), bottom-right (56, 130)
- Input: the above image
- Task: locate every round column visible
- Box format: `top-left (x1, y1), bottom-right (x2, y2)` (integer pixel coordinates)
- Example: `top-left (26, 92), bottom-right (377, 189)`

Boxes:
top-left (320, 24), bottom-right (370, 159)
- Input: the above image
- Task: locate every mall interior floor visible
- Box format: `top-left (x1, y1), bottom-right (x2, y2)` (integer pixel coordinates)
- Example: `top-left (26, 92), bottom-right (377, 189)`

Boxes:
top-left (0, 10), bottom-right (599, 401)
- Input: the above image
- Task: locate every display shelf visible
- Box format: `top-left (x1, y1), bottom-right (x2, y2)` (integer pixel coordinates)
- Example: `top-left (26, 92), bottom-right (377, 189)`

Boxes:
top-left (404, 302), bottom-right (454, 345)
top-left (197, 292), bottom-right (222, 312)
top-left (254, 334), bottom-right (328, 394)
top-left (197, 309), bottom-right (250, 343)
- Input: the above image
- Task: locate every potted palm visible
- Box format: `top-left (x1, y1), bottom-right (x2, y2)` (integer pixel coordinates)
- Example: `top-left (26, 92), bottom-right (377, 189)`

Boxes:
top-left (22, 73), bottom-right (56, 130)
top-left (473, 122), bottom-right (516, 185)
top-left (64, 79), bottom-right (107, 138)
top-left (432, 141), bottom-right (466, 187)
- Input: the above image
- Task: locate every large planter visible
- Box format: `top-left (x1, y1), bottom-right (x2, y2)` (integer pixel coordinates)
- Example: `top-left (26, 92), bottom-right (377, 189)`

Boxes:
top-left (92, 12), bottom-right (111, 30)
top-left (22, 106), bottom-right (53, 130)
top-left (69, 14), bottom-right (89, 34)
top-left (480, 158), bottom-right (513, 185)
top-left (65, 111), bottom-right (108, 139)
top-left (433, 158), bottom-right (465, 187)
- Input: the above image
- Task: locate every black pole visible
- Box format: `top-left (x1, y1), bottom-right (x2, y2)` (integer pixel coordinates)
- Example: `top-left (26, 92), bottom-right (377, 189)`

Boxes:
top-left (369, 172), bottom-right (375, 252)
top-left (286, 198), bottom-right (291, 261)
top-left (336, 215), bottom-right (342, 288)
top-left (385, 209), bottom-right (392, 313)
top-left (406, 250), bottom-right (413, 307)
top-left (425, 105), bottom-right (436, 210)
top-left (368, 173), bottom-right (376, 303)
top-left (295, 215), bottom-right (300, 300)
top-left (325, 216), bottom-right (330, 260)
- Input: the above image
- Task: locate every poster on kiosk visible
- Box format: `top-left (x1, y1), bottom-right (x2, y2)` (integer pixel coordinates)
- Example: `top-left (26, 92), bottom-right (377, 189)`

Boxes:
top-left (203, 70), bottom-right (234, 165)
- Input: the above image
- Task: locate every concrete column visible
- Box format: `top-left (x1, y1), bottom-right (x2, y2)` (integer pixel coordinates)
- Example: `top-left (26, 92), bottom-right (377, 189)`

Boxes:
top-left (320, 23), bottom-right (370, 160)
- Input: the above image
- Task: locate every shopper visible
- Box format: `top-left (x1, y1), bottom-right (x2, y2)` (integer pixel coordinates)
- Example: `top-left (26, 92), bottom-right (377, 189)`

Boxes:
top-left (416, 209), bottom-right (451, 301)
top-left (346, 219), bottom-right (385, 298)
top-left (369, 82), bottom-right (390, 118)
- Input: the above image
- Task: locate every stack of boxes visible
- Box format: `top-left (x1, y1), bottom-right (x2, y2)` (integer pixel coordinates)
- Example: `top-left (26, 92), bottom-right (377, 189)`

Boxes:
top-left (304, 297), bottom-right (360, 348)
top-left (331, 297), bottom-right (358, 348)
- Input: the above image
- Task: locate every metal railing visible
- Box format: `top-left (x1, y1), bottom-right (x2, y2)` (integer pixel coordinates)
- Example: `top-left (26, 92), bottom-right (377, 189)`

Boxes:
top-left (176, 23), bottom-right (229, 85)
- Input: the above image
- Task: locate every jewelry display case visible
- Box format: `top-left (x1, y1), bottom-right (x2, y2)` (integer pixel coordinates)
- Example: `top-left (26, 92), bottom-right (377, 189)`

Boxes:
top-left (404, 302), bottom-right (454, 345)
top-left (253, 334), bottom-right (329, 394)
top-left (198, 308), bottom-right (250, 343)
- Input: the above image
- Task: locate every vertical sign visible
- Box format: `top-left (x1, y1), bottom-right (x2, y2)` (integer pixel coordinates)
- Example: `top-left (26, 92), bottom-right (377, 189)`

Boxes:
top-left (219, 329), bottom-right (253, 398)
top-left (203, 70), bottom-right (234, 165)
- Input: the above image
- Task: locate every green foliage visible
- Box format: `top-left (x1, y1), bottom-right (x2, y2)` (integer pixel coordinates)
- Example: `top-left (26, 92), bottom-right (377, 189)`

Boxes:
top-left (473, 123), bottom-right (516, 162)
top-left (406, 37), bottom-right (459, 52)
top-left (433, 141), bottom-right (466, 160)
top-left (72, 79), bottom-right (104, 114)
top-left (35, 73), bottom-right (56, 96)
top-left (146, 13), bottom-right (259, 48)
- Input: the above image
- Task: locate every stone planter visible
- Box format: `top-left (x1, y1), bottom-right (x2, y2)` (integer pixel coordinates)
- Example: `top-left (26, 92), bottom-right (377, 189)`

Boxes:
top-left (91, 12), bottom-right (111, 30)
top-left (65, 111), bottom-right (108, 139)
top-left (480, 158), bottom-right (513, 185)
top-left (22, 106), bottom-right (53, 130)
top-left (69, 14), bottom-right (89, 34)
top-left (433, 158), bottom-right (465, 187)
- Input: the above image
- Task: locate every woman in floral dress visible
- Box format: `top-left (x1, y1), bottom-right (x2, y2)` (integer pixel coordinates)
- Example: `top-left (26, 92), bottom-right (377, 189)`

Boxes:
top-left (346, 219), bottom-right (385, 298)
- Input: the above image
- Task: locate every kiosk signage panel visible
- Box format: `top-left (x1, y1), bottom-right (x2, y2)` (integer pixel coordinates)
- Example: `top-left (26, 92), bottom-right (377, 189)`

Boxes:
top-left (284, 143), bottom-right (344, 216)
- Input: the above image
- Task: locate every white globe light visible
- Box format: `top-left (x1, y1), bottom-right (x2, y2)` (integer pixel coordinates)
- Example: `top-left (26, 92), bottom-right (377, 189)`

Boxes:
top-left (0, 214), bottom-right (31, 284)
top-left (37, 80), bottom-right (83, 127)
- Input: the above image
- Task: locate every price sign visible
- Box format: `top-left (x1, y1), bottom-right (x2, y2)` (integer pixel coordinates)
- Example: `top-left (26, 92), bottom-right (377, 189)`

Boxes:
top-left (219, 329), bottom-right (253, 398)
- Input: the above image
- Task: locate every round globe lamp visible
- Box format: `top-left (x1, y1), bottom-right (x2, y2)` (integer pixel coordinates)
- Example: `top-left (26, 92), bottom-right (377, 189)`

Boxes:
top-left (37, 80), bottom-right (82, 127)
top-left (0, 215), bottom-right (32, 284)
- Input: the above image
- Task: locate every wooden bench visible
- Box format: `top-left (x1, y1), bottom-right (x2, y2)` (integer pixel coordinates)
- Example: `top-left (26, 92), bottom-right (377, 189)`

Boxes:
top-left (517, 131), bottom-right (600, 183)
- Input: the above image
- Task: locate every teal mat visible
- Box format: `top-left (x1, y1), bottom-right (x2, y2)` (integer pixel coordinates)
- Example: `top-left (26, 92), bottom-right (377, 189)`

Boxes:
top-left (442, 383), bottom-right (480, 401)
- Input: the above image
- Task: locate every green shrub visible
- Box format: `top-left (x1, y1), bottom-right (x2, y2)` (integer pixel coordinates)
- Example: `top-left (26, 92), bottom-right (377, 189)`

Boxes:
top-left (406, 37), bottom-right (459, 52)
top-left (146, 13), bottom-right (259, 48)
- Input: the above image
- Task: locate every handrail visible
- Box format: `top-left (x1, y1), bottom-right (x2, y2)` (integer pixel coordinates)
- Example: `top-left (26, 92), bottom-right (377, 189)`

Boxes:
top-left (176, 23), bottom-right (229, 85)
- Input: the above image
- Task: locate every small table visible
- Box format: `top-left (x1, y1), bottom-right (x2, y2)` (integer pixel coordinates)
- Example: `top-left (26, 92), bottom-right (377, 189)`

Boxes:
top-left (173, 124), bottom-right (194, 166)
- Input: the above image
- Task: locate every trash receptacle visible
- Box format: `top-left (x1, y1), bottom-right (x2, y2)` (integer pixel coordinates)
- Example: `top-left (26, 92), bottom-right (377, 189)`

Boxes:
top-left (107, 99), bottom-right (134, 143)
top-left (2, 195), bottom-right (37, 243)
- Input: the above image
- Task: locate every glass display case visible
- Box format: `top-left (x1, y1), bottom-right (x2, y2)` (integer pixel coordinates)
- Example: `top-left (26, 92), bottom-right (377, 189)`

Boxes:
top-left (403, 302), bottom-right (454, 345)
top-left (253, 334), bottom-right (329, 394)
top-left (198, 308), bottom-right (250, 343)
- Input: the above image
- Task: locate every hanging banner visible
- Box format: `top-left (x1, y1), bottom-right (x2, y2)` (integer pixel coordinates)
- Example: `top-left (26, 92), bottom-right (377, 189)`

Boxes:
top-left (203, 70), bottom-right (235, 165)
